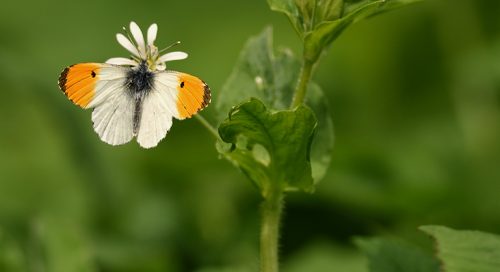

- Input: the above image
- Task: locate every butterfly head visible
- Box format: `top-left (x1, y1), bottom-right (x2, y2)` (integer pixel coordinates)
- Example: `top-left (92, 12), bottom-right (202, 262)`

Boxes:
top-left (106, 22), bottom-right (188, 72)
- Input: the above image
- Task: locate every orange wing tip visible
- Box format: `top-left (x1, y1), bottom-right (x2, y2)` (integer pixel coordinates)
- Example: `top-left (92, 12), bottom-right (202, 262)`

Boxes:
top-left (176, 74), bottom-right (212, 119)
top-left (58, 63), bottom-right (100, 108)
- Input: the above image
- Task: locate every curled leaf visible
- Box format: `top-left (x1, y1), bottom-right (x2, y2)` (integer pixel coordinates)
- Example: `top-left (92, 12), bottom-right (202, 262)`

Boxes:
top-left (216, 28), bottom-right (334, 185)
top-left (218, 99), bottom-right (317, 197)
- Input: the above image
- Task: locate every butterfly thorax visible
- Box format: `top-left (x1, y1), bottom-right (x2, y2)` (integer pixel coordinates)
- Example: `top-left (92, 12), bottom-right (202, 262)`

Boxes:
top-left (125, 61), bottom-right (154, 97)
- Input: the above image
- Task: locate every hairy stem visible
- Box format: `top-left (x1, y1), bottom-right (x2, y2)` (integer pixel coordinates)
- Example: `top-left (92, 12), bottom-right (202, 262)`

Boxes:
top-left (290, 59), bottom-right (315, 109)
top-left (260, 189), bottom-right (284, 272)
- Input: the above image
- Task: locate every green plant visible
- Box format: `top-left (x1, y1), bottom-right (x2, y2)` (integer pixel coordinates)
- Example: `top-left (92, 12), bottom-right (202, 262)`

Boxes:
top-left (196, 0), bottom-right (423, 271)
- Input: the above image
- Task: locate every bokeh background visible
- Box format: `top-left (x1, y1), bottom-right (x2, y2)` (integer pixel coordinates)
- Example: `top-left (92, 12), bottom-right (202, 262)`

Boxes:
top-left (1, 0), bottom-right (500, 271)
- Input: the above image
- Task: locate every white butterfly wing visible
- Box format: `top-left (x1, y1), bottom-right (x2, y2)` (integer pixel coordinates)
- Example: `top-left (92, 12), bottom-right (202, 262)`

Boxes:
top-left (91, 89), bottom-right (135, 146)
top-left (136, 89), bottom-right (174, 148)
top-left (136, 71), bottom-right (211, 148)
top-left (59, 63), bottom-right (136, 146)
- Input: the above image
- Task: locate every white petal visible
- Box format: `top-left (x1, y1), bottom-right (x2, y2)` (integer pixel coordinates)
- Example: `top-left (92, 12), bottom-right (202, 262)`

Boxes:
top-left (129, 21), bottom-right (146, 57)
top-left (116, 34), bottom-right (140, 57)
top-left (156, 63), bottom-right (166, 71)
top-left (158, 51), bottom-right (188, 63)
top-left (105, 57), bottom-right (138, 66)
top-left (147, 24), bottom-right (158, 46)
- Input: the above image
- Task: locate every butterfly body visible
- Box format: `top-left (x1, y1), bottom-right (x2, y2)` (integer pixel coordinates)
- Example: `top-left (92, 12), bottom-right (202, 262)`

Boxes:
top-left (58, 22), bottom-right (210, 148)
top-left (125, 61), bottom-right (154, 135)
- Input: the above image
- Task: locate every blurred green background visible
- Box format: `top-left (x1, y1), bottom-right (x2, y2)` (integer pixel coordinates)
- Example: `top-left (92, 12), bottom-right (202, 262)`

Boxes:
top-left (1, 0), bottom-right (500, 271)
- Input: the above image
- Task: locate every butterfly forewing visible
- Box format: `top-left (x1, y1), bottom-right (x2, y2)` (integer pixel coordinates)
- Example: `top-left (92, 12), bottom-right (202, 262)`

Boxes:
top-left (58, 63), bottom-right (129, 109)
top-left (154, 71), bottom-right (211, 120)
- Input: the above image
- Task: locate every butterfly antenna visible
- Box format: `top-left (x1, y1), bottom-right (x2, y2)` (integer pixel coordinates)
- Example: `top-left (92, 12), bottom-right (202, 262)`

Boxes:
top-left (159, 41), bottom-right (181, 54)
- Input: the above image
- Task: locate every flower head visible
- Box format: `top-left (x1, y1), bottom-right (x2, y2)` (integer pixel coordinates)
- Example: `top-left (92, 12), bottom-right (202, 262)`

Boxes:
top-left (106, 21), bottom-right (188, 71)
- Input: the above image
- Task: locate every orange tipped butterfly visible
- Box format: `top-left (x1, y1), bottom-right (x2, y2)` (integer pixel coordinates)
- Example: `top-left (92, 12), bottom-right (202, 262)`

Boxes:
top-left (58, 22), bottom-right (211, 148)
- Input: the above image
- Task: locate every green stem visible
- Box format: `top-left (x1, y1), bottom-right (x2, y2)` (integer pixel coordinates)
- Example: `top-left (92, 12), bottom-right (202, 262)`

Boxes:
top-left (290, 59), bottom-right (315, 109)
top-left (260, 189), bottom-right (284, 272)
top-left (194, 114), bottom-right (219, 139)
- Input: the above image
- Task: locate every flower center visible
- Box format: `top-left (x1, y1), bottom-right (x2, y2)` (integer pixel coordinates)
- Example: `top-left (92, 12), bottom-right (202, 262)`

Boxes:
top-left (144, 45), bottom-right (160, 70)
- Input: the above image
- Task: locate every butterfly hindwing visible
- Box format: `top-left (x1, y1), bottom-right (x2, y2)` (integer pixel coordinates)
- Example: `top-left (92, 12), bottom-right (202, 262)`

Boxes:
top-left (136, 89), bottom-right (174, 148)
top-left (91, 89), bottom-right (136, 146)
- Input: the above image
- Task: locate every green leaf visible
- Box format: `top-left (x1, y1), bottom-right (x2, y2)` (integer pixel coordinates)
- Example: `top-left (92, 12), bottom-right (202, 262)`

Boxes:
top-left (216, 28), bottom-right (334, 184)
top-left (268, 0), bottom-right (422, 62)
top-left (420, 225), bottom-right (500, 272)
top-left (355, 237), bottom-right (440, 272)
top-left (218, 99), bottom-right (317, 196)
top-left (215, 27), bottom-right (302, 118)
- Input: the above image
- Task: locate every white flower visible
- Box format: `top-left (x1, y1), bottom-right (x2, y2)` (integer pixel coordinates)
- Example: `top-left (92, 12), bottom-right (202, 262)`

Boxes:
top-left (106, 21), bottom-right (188, 71)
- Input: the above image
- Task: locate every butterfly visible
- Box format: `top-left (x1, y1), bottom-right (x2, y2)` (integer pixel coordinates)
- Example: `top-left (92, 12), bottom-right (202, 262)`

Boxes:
top-left (58, 22), bottom-right (211, 148)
